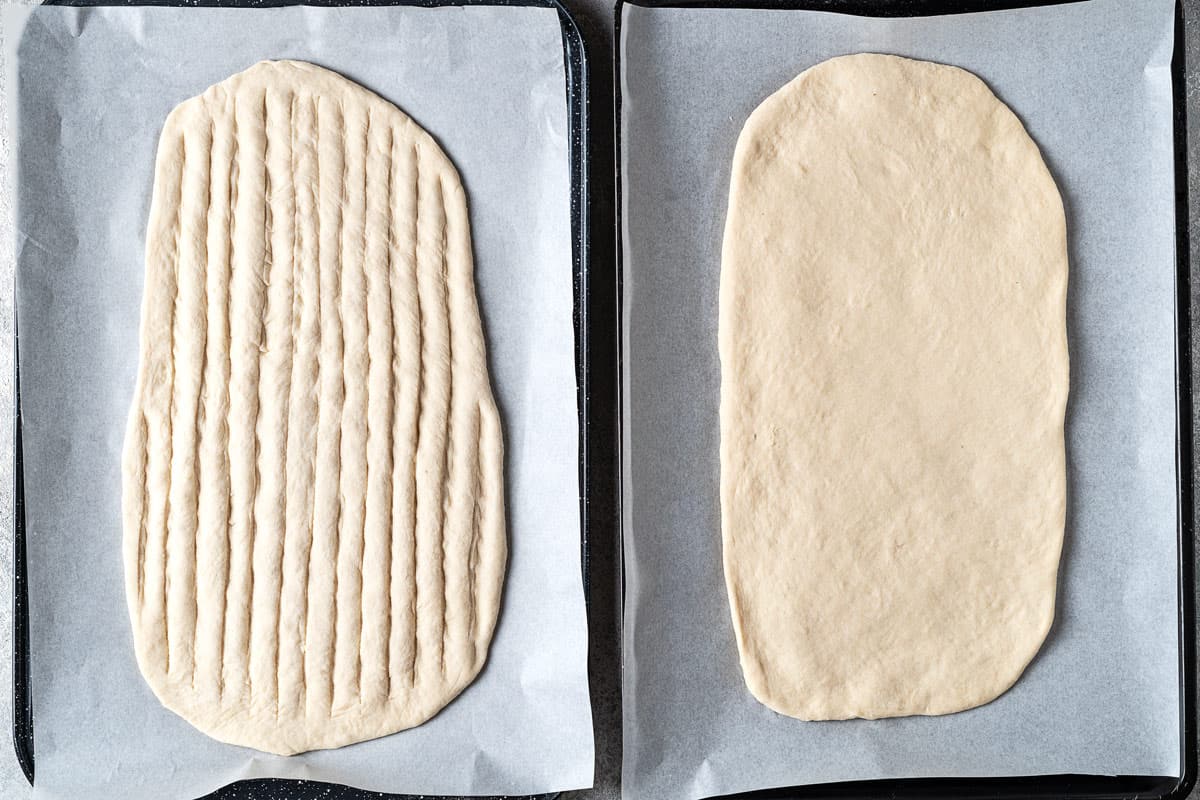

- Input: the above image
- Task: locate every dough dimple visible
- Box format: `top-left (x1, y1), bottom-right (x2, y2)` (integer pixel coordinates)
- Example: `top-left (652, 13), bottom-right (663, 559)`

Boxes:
top-left (122, 60), bottom-right (507, 755)
top-left (719, 53), bottom-right (1068, 720)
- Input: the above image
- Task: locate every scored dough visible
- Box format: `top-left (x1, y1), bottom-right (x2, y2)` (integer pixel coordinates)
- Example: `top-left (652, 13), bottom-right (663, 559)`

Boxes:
top-left (122, 60), bottom-right (506, 754)
top-left (719, 54), bottom-right (1068, 720)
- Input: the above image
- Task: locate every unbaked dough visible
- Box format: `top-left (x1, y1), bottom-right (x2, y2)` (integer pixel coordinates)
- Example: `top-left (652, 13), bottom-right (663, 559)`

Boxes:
top-left (122, 60), bottom-right (506, 754)
top-left (719, 53), bottom-right (1068, 720)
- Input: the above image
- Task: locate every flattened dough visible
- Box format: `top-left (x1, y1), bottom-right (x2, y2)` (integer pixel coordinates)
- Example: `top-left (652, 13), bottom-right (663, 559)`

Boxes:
top-left (719, 54), bottom-right (1068, 720)
top-left (122, 60), bottom-right (506, 754)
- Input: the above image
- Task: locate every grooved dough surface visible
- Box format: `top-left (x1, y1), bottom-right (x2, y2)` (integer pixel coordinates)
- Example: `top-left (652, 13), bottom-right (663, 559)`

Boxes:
top-left (719, 54), bottom-right (1069, 721)
top-left (121, 60), bottom-right (506, 755)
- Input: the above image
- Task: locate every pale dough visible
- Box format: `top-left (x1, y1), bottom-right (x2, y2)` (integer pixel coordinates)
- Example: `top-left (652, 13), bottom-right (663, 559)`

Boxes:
top-left (122, 60), bottom-right (506, 754)
top-left (719, 53), bottom-right (1068, 720)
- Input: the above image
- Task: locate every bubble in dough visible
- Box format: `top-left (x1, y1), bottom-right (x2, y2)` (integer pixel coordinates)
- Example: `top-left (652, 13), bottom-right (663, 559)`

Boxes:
top-left (719, 53), bottom-right (1068, 720)
top-left (122, 60), bottom-right (506, 754)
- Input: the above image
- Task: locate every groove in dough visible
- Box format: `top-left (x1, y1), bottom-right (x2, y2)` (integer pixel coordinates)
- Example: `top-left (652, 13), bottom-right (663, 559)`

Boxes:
top-left (719, 54), bottom-right (1068, 720)
top-left (122, 60), bottom-right (507, 755)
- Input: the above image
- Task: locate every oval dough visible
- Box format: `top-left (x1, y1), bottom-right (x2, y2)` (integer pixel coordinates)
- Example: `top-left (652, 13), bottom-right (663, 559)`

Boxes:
top-left (122, 60), bottom-right (506, 754)
top-left (719, 54), bottom-right (1068, 720)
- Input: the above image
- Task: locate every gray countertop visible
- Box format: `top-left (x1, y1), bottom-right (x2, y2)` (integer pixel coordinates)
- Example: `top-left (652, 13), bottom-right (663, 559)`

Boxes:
top-left (0, 1), bottom-right (1195, 798)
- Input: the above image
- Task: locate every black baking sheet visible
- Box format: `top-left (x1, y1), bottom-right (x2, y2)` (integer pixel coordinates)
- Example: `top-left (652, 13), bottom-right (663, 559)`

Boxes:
top-left (11, 0), bottom-right (592, 798)
top-left (614, 0), bottom-right (1194, 798)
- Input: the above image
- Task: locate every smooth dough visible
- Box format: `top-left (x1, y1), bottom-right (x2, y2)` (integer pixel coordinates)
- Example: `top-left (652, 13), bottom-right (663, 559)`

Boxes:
top-left (122, 60), bottom-right (506, 754)
top-left (719, 54), bottom-right (1068, 720)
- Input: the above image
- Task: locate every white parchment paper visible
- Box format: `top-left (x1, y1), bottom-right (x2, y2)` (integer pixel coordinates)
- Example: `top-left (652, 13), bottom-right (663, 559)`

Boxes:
top-left (10, 5), bottom-right (593, 799)
top-left (619, 0), bottom-right (1181, 797)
